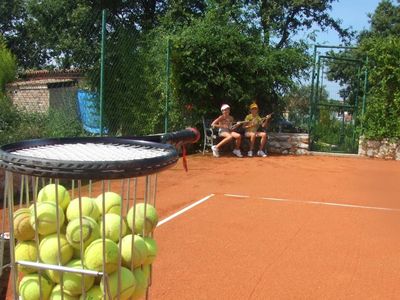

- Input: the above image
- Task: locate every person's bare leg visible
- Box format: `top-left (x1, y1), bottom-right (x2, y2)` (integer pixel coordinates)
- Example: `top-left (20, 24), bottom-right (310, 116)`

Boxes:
top-left (231, 132), bottom-right (243, 157)
top-left (259, 132), bottom-right (267, 150)
top-left (216, 133), bottom-right (233, 148)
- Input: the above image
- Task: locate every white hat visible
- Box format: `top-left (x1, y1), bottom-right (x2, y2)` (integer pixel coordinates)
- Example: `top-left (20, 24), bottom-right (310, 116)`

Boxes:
top-left (221, 104), bottom-right (230, 111)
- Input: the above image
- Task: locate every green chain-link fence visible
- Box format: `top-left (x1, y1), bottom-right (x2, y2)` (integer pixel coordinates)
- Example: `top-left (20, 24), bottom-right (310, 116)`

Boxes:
top-left (1, 8), bottom-right (173, 145)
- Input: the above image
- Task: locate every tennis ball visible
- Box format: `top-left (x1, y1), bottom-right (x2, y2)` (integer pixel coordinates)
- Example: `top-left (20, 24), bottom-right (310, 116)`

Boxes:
top-left (50, 284), bottom-right (78, 300)
top-left (39, 233), bottom-right (73, 265)
top-left (131, 268), bottom-right (148, 300)
top-left (63, 259), bottom-right (95, 296)
top-left (38, 184), bottom-right (71, 211)
top-left (30, 202), bottom-right (65, 236)
top-left (143, 237), bottom-right (158, 265)
top-left (142, 264), bottom-right (151, 280)
top-left (119, 234), bottom-right (148, 268)
top-left (66, 216), bottom-right (100, 250)
top-left (126, 203), bottom-right (158, 236)
top-left (15, 241), bottom-right (38, 274)
top-left (99, 214), bottom-right (127, 242)
top-left (66, 197), bottom-right (100, 222)
top-left (19, 273), bottom-right (54, 300)
top-left (79, 285), bottom-right (102, 300)
top-left (73, 247), bottom-right (82, 259)
top-left (95, 192), bottom-right (121, 215)
top-left (100, 267), bottom-right (136, 300)
top-left (14, 208), bottom-right (35, 241)
top-left (84, 239), bottom-right (119, 274)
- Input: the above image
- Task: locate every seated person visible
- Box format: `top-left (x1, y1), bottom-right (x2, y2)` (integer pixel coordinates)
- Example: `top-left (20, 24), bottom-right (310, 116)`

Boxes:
top-left (243, 103), bottom-right (271, 157)
top-left (210, 104), bottom-right (243, 158)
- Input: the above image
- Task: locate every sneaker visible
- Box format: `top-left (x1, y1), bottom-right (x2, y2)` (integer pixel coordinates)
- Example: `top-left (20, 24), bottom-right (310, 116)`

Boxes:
top-left (247, 151), bottom-right (253, 157)
top-left (211, 145), bottom-right (219, 157)
top-left (233, 149), bottom-right (243, 158)
top-left (257, 150), bottom-right (267, 157)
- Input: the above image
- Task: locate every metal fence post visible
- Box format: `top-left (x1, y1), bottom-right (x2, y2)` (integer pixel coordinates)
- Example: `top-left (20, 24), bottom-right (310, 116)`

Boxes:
top-left (164, 39), bottom-right (172, 134)
top-left (99, 9), bottom-right (107, 136)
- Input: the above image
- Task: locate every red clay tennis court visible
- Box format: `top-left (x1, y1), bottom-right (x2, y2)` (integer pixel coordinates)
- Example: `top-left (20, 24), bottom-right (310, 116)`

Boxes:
top-left (3, 153), bottom-right (400, 299)
top-left (148, 154), bottom-right (400, 299)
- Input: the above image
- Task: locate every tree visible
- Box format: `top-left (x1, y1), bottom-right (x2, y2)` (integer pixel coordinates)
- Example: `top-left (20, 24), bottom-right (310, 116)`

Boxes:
top-left (0, 36), bottom-right (16, 93)
top-left (240, 0), bottom-right (353, 47)
top-left (326, 0), bottom-right (400, 139)
top-left (360, 36), bottom-right (400, 139)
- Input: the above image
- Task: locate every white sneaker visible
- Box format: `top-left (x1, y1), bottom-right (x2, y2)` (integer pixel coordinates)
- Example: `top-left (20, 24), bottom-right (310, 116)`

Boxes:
top-left (257, 150), bottom-right (267, 157)
top-left (247, 151), bottom-right (253, 157)
top-left (211, 145), bottom-right (219, 157)
top-left (233, 149), bottom-right (243, 157)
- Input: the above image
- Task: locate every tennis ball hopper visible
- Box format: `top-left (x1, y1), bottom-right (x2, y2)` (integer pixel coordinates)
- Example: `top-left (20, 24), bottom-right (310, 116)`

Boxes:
top-left (0, 129), bottom-right (199, 299)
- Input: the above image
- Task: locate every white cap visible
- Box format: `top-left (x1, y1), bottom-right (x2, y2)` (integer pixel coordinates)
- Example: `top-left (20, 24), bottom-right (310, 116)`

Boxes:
top-left (221, 104), bottom-right (230, 111)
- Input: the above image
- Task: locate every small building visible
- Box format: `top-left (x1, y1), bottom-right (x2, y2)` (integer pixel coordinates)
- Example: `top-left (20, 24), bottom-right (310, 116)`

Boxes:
top-left (6, 69), bottom-right (82, 113)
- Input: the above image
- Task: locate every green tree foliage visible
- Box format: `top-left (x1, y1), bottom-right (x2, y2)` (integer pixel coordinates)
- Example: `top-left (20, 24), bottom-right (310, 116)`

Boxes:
top-left (0, 0), bottom-right (352, 137)
top-left (0, 36), bottom-right (16, 93)
top-left (326, 0), bottom-right (400, 139)
top-left (360, 36), bottom-right (400, 139)
top-left (241, 0), bottom-right (353, 47)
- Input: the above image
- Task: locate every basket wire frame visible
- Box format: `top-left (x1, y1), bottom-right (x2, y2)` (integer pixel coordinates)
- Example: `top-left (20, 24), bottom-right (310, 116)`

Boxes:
top-left (2, 171), bottom-right (159, 300)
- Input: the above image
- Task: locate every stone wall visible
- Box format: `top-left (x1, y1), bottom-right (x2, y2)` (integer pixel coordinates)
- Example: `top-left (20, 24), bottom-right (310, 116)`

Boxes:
top-left (267, 133), bottom-right (310, 155)
top-left (358, 136), bottom-right (400, 160)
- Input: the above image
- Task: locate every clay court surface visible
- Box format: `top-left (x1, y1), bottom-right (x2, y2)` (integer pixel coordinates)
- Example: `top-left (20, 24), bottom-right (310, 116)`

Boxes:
top-left (149, 154), bottom-right (400, 299)
top-left (3, 154), bottom-right (400, 299)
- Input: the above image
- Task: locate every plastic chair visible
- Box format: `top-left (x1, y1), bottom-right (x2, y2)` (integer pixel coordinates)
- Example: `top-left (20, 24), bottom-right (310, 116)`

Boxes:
top-left (202, 117), bottom-right (218, 154)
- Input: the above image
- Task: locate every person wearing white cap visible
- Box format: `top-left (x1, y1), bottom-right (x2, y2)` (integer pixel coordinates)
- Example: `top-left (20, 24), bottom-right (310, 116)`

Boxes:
top-left (210, 104), bottom-right (243, 158)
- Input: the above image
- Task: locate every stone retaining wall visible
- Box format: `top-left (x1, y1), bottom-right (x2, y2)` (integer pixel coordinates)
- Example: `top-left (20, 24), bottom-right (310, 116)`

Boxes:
top-left (358, 136), bottom-right (400, 160)
top-left (267, 133), bottom-right (310, 155)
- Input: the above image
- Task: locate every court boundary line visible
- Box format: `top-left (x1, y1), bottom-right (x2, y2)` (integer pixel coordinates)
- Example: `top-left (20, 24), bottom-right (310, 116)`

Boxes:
top-left (157, 194), bottom-right (215, 227)
top-left (223, 193), bottom-right (400, 213)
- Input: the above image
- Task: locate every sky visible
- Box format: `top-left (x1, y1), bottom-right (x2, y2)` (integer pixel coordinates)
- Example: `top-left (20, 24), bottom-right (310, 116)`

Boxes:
top-left (314, 0), bottom-right (382, 45)
top-left (301, 0), bottom-right (382, 99)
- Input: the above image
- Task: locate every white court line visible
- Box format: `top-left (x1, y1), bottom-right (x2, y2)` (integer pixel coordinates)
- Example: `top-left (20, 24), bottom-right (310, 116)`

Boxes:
top-left (222, 194), bottom-right (400, 213)
top-left (223, 194), bottom-right (250, 198)
top-left (157, 194), bottom-right (215, 227)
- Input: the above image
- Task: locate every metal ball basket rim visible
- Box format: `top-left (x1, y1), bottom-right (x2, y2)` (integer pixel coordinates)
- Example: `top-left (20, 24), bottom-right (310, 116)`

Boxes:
top-left (0, 137), bottom-right (179, 180)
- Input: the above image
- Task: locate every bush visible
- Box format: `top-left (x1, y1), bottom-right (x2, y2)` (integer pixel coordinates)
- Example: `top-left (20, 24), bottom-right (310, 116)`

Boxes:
top-left (0, 36), bottom-right (16, 94)
top-left (0, 99), bottom-right (85, 146)
top-left (361, 36), bottom-right (400, 139)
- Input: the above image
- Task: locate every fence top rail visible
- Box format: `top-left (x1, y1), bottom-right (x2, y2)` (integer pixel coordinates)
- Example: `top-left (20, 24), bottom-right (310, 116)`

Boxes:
top-left (318, 55), bottom-right (364, 64)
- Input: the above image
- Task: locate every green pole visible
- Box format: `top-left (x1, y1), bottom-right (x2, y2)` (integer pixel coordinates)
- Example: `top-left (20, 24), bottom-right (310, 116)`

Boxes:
top-left (308, 45), bottom-right (317, 136)
top-left (164, 39), bottom-right (171, 134)
top-left (361, 56), bottom-right (368, 116)
top-left (360, 56), bottom-right (368, 135)
top-left (99, 9), bottom-right (107, 136)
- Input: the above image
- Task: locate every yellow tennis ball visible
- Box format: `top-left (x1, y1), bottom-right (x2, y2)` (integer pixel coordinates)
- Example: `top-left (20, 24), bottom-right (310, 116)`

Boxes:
top-left (99, 213), bottom-right (127, 242)
top-left (119, 234), bottom-right (148, 268)
top-left (50, 284), bottom-right (78, 300)
top-left (66, 197), bottom-right (100, 222)
top-left (131, 268), bottom-right (148, 300)
top-left (100, 267), bottom-right (136, 300)
top-left (14, 208), bottom-right (35, 241)
top-left (95, 192), bottom-right (122, 215)
top-left (63, 259), bottom-right (95, 296)
top-left (39, 233), bottom-right (73, 265)
top-left (84, 239), bottom-right (119, 274)
top-left (38, 184), bottom-right (71, 211)
top-left (79, 285), bottom-right (102, 300)
top-left (30, 202), bottom-right (65, 236)
top-left (126, 203), bottom-right (158, 236)
top-left (143, 237), bottom-right (158, 265)
top-left (19, 273), bottom-right (54, 300)
top-left (142, 264), bottom-right (151, 277)
top-left (66, 216), bottom-right (100, 250)
top-left (15, 241), bottom-right (38, 274)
